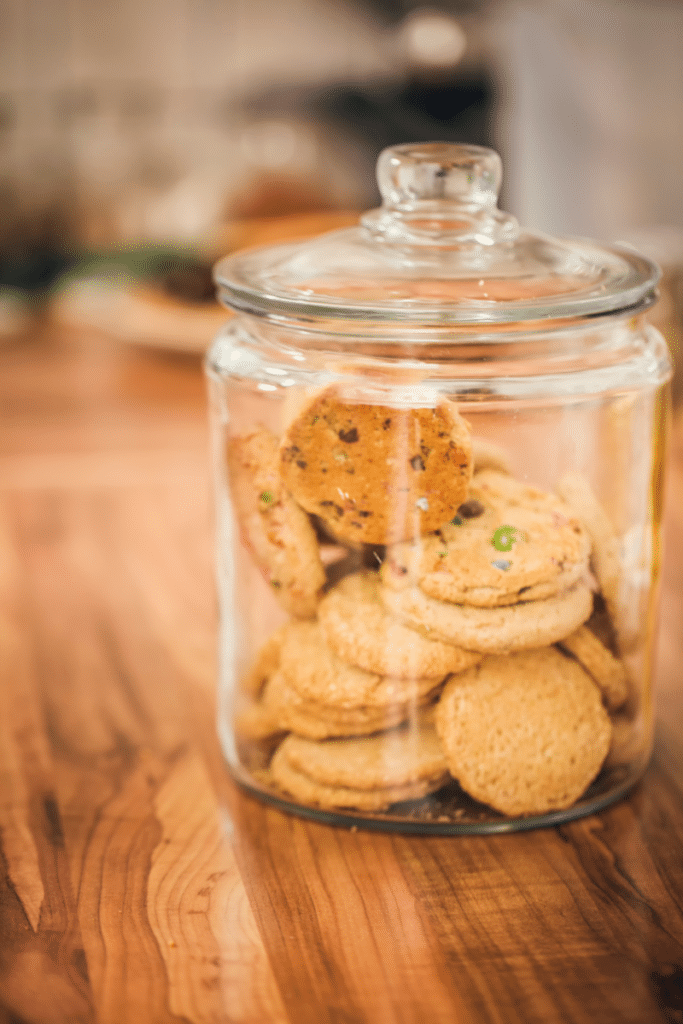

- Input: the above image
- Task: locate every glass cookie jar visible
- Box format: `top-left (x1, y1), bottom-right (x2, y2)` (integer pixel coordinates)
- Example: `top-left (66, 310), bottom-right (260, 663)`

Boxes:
top-left (206, 143), bottom-right (672, 833)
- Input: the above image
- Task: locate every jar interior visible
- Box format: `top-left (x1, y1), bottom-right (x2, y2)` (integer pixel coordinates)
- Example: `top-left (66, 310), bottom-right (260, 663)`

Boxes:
top-left (207, 315), bottom-right (668, 833)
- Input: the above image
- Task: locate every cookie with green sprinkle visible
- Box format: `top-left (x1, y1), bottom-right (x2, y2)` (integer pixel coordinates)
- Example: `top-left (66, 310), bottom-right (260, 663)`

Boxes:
top-left (381, 470), bottom-right (591, 608)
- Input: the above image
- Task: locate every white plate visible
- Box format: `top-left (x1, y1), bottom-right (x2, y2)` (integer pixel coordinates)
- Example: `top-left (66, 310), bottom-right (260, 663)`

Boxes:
top-left (51, 277), bottom-right (232, 354)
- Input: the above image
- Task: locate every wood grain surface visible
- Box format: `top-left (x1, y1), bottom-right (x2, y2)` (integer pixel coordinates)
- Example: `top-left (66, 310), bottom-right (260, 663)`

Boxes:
top-left (0, 322), bottom-right (682, 1024)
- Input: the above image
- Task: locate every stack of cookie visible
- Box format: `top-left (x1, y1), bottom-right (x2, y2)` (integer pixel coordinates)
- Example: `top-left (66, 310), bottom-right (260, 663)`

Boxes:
top-left (379, 469), bottom-right (595, 655)
top-left (236, 576), bottom-right (479, 810)
top-left (228, 385), bottom-right (630, 821)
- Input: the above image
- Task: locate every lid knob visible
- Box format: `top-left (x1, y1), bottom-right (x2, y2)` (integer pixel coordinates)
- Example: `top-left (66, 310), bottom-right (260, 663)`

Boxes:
top-left (363, 142), bottom-right (518, 246)
top-left (377, 142), bottom-right (502, 209)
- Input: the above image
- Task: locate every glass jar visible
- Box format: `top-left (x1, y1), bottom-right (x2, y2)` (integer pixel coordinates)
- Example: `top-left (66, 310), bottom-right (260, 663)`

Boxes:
top-left (206, 143), bottom-right (672, 833)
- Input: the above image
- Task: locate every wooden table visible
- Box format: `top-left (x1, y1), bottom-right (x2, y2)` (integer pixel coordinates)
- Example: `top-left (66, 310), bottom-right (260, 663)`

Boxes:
top-left (1, 321), bottom-right (682, 1024)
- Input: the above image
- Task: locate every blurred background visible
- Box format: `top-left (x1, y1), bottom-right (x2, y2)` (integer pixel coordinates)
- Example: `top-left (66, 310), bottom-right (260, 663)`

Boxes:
top-left (1, 0), bottom-right (682, 363)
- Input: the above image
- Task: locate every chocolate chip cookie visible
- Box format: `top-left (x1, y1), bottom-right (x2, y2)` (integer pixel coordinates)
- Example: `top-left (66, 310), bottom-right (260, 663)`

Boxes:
top-left (279, 388), bottom-right (472, 545)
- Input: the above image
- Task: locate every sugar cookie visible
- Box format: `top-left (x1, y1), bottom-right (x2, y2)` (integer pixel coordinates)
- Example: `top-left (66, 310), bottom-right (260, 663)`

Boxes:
top-left (280, 620), bottom-right (449, 709)
top-left (271, 715), bottom-right (449, 810)
top-left (558, 625), bottom-right (628, 710)
top-left (381, 580), bottom-right (593, 653)
top-left (227, 428), bottom-right (325, 617)
top-left (435, 648), bottom-right (612, 816)
top-left (318, 572), bottom-right (480, 678)
top-left (556, 471), bottom-right (620, 623)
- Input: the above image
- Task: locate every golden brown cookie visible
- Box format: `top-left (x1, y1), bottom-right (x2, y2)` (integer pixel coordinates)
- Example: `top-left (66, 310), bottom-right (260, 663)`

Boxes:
top-left (318, 572), bottom-right (481, 678)
top-left (227, 428), bottom-right (325, 618)
top-left (239, 668), bottom-right (436, 741)
top-left (603, 711), bottom-right (649, 770)
top-left (381, 580), bottom-right (593, 654)
top-left (279, 620), bottom-right (448, 710)
top-left (240, 626), bottom-right (288, 698)
top-left (471, 437), bottom-right (512, 475)
top-left (270, 755), bottom-right (444, 811)
top-left (278, 388), bottom-right (472, 545)
top-left (235, 673), bottom-right (288, 742)
top-left (382, 470), bottom-right (591, 608)
top-left (435, 648), bottom-right (612, 817)
top-left (557, 625), bottom-right (628, 711)
top-left (556, 472), bottom-right (620, 623)
top-left (271, 715), bottom-right (449, 811)
top-left (237, 623), bottom-right (447, 741)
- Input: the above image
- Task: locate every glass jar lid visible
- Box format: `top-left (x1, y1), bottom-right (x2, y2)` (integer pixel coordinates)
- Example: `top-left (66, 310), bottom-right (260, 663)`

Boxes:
top-left (214, 143), bottom-right (659, 327)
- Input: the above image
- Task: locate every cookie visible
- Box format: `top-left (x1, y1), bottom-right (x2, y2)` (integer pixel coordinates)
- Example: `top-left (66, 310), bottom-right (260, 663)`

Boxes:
top-left (271, 715), bottom-right (449, 811)
top-left (270, 754), bottom-right (445, 811)
top-left (318, 572), bottom-right (481, 678)
top-left (471, 437), bottom-right (512, 475)
top-left (382, 470), bottom-right (591, 608)
top-left (603, 711), bottom-right (648, 770)
top-left (381, 580), bottom-right (593, 654)
top-left (238, 622), bottom-right (447, 740)
top-left (557, 625), bottom-right (628, 710)
top-left (279, 388), bottom-right (472, 545)
top-left (435, 648), bottom-right (612, 817)
top-left (556, 472), bottom-right (620, 623)
top-left (240, 626), bottom-right (287, 698)
top-left (238, 669), bottom-right (426, 741)
top-left (235, 673), bottom-right (288, 742)
top-left (227, 428), bottom-right (325, 618)
top-left (279, 620), bottom-right (449, 710)
top-left (236, 628), bottom-right (423, 740)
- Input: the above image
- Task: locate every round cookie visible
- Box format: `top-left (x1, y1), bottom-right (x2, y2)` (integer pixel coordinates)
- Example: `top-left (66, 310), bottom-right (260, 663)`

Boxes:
top-left (557, 625), bottom-right (628, 711)
top-left (278, 388), bottom-right (472, 545)
top-left (556, 471), bottom-right (620, 625)
top-left (380, 580), bottom-right (593, 654)
top-left (271, 715), bottom-right (449, 811)
top-left (238, 623), bottom-right (447, 740)
top-left (318, 572), bottom-right (481, 678)
top-left (240, 626), bottom-right (287, 698)
top-left (280, 620), bottom-right (449, 710)
top-left (238, 669), bottom-right (428, 741)
top-left (603, 711), bottom-right (648, 770)
top-left (270, 754), bottom-right (444, 811)
top-left (280, 713), bottom-right (446, 790)
top-left (471, 437), bottom-right (512, 475)
top-left (382, 470), bottom-right (591, 608)
top-left (227, 428), bottom-right (325, 618)
top-left (236, 673), bottom-right (288, 742)
top-left (435, 647), bottom-right (612, 817)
